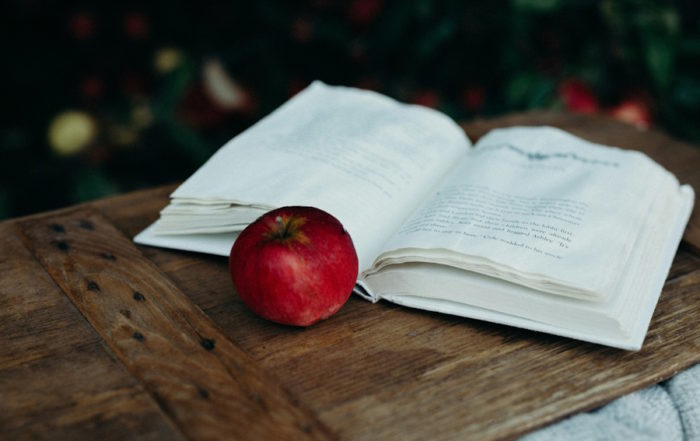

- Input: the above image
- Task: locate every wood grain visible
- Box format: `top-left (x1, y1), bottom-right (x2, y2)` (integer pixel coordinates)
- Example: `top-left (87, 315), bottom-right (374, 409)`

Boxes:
top-left (0, 223), bottom-right (186, 441)
top-left (134, 238), bottom-right (700, 441)
top-left (16, 209), bottom-right (335, 441)
top-left (461, 111), bottom-right (700, 254)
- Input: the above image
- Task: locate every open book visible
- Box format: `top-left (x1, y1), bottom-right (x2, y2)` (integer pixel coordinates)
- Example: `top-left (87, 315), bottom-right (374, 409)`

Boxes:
top-left (135, 81), bottom-right (694, 350)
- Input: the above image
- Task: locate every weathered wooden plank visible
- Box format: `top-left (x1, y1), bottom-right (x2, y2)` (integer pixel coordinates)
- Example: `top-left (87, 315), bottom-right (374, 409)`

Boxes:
top-left (0, 223), bottom-right (186, 441)
top-left (461, 111), bottom-right (700, 254)
top-left (16, 209), bottom-right (335, 441)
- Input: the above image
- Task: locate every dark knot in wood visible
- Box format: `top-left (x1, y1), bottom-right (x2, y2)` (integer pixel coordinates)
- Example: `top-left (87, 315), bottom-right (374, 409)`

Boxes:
top-left (52, 240), bottom-right (69, 252)
top-left (50, 223), bottom-right (65, 233)
top-left (79, 219), bottom-right (95, 230)
top-left (200, 338), bottom-right (215, 351)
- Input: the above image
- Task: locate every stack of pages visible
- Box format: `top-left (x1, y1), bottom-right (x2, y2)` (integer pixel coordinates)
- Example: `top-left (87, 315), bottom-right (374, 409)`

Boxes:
top-left (136, 81), bottom-right (694, 350)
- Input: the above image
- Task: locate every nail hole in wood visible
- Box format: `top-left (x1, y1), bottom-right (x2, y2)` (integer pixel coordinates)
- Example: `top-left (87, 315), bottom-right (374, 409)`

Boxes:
top-left (87, 281), bottom-right (100, 291)
top-left (198, 387), bottom-right (210, 399)
top-left (133, 331), bottom-right (144, 342)
top-left (100, 252), bottom-right (116, 261)
top-left (52, 240), bottom-right (69, 252)
top-left (152, 391), bottom-right (170, 414)
top-left (200, 338), bottom-right (215, 351)
top-left (299, 422), bottom-right (312, 434)
top-left (50, 223), bottom-right (65, 233)
top-left (79, 219), bottom-right (94, 230)
top-left (250, 393), bottom-right (267, 411)
top-left (133, 291), bottom-right (145, 301)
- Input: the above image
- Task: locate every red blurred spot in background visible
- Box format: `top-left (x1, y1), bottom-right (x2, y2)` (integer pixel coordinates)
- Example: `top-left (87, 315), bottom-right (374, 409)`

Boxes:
top-left (124, 12), bottom-right (150, 40)
top-left (348, 0), bottom-right (382, 26)
top-left (558, 79), bottom-right (599, 114)
top-left (69, 11), bottom-right (95, 40)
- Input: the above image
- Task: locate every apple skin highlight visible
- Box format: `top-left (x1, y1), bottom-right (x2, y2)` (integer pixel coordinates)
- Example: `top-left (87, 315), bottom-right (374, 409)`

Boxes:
top-left (229, 206), bottom-right (359, 326)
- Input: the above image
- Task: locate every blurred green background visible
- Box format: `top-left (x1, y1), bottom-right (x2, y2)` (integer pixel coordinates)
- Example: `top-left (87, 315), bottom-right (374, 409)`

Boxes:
top-left (3, 0), bottom-right (699, 219)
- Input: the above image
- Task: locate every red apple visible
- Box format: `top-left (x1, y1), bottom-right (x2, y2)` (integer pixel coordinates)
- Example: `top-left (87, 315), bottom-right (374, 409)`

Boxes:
top-left (229, 206), bottom-right (359, 326)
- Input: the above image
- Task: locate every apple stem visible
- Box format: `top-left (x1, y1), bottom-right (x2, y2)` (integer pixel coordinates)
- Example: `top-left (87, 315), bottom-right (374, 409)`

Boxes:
top-left (275, 216), bottom-right (286, 237)
top-left (273, 215), bottom-right (295, 240)
top-left (264, 214), bottom-right (310, 245)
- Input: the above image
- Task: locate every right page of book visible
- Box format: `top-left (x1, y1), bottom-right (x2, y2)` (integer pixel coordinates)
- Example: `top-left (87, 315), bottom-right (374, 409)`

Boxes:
top-left (369, 126), bottom-right (690, 300)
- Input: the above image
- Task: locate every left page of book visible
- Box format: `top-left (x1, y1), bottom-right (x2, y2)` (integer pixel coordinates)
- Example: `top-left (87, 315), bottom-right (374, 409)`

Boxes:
top-left (135, 81), bottom-right (470, 271)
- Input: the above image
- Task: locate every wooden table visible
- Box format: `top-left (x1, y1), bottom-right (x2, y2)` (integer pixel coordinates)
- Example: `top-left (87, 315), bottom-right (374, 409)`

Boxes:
top-left (2, 112), bottom-right (699, 441)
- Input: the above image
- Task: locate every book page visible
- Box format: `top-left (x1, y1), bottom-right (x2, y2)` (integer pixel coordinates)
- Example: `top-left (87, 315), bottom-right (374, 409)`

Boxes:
top-left (169, 81), bottom-right (470, 270)
top-left (359, 159), bottom-right (693, 349)
top-left (370, 127), bottom-right (675, 298)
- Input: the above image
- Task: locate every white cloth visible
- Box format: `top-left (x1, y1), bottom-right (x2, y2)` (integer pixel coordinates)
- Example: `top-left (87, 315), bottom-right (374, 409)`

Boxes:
top-left (521, 364), bottom-right (700, 441)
